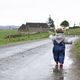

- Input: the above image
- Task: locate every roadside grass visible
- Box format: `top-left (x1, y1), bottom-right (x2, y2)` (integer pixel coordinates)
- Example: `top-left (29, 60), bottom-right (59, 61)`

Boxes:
top-left (0, 29), bottom-right (50, 45)
top-left (73, 39), bottom-right (80, 57)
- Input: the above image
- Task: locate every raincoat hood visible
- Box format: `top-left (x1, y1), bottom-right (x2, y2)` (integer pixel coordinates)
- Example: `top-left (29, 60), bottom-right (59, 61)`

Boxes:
top-left (54, 33), bottom-right (65, 43)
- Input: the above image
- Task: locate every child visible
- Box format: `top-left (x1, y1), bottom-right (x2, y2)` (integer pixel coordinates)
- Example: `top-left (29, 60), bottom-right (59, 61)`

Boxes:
top-left (49, 28), bottom-right (72, 69)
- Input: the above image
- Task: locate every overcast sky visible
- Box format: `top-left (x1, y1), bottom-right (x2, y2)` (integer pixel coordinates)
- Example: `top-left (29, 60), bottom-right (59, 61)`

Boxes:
top-left (0, 0), bottom-right (80, 26)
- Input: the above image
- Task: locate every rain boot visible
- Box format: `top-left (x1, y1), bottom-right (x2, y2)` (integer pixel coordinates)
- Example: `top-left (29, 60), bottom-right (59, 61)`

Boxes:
top-left (60, 64), bottom-right (63, 69)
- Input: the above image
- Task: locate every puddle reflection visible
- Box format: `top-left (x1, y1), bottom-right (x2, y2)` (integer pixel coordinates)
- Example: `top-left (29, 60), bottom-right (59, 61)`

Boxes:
top-left (53, 66), bottom-right (64, 80)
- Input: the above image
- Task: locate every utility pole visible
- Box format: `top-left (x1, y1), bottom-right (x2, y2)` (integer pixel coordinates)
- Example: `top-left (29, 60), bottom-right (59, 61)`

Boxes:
top-left (27, 25), bottom-right (29, 38)
top-left (9, 26), bottom-right (11, 40)
top-left (57, 18), bottom-right (59, 28)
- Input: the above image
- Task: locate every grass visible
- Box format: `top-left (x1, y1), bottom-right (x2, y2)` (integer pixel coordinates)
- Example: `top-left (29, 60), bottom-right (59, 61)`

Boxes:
top-left (0, 29), bottom-right (17, 38)
top-left (0, 29), bottom-right (50, 45)
top-left (64, 28), bottom-right (80, 35)
top-left (0, 27), bottom-right (80, 46)
top-left (73, 39), bottom-right (80, 57)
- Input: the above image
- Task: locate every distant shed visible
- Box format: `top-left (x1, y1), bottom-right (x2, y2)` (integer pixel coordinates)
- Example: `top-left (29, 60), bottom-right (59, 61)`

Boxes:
top-left (18, 22), bottom-right (49, 34)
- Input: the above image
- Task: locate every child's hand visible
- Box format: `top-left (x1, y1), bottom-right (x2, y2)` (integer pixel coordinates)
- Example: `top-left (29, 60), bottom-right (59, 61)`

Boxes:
top-left (49, 35), bottom-right (53, 39)
top-left (70, 41), bottom-right (73, 44)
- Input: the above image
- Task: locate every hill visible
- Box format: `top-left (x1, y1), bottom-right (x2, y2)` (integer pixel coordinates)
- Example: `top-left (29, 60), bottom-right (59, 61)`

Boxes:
top-left (0, 25), bottom-right (19, 29)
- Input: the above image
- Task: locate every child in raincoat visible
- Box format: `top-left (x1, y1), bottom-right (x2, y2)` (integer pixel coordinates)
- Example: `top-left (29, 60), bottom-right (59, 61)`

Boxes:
top-left (49, 28), bottom-right (72, 69)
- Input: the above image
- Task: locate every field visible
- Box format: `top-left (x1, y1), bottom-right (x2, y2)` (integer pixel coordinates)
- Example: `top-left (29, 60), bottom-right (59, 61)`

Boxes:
top-left (0, 28), bottom-right (80, 46)
top-left (64, 28), bottom-right (80, 35)
top-left (0, 29), bottom-right (49, 45)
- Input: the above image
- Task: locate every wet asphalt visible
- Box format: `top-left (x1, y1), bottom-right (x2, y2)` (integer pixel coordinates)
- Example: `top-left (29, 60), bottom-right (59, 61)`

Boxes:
top-left (0, 37), bottom-right (79, 80)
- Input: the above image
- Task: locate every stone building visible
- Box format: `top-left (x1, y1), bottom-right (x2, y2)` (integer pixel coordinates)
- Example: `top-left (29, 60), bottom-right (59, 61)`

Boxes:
top-left (18, 22), bottom-right (49, 34)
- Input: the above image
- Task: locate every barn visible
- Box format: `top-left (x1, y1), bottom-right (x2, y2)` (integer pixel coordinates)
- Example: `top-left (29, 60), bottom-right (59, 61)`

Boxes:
top-left (18, 22), bottom-right (49, 34)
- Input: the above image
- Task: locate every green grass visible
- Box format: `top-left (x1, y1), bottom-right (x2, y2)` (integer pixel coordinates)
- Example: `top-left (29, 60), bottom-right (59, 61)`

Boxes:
top-left (0, 29), bottom-right (17, 38)
top-left (74, 39), bottom-right (80, 57)
top-left (0, 29), bottom-right (50, 45)
top-left (0, 28), bottom-right (80, 46)
top-left (64, 28), bottom-right (80, 35)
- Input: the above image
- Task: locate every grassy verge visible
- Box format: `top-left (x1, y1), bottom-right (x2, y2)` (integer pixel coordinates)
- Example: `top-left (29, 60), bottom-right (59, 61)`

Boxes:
top-left (0, 29), bottom-right (50, 46)
top-left (73, 39), bottom-right (80, 57)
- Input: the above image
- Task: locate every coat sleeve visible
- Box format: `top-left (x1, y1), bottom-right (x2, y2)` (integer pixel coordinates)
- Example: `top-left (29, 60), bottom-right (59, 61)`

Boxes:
top-left (49, 35), bottom-right (54, 40)
top-left (64, 38), bottom-right (72, 44)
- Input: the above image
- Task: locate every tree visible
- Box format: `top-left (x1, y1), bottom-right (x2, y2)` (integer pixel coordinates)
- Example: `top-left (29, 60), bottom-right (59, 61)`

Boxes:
top-left (60, 20), bottom-right (69, 27)
top-left (47, 16), bottom-right (55, 28)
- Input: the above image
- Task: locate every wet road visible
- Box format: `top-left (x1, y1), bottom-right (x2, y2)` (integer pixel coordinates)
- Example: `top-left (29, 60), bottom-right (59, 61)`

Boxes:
top-left (0, 37), bottom-right (79, 80)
